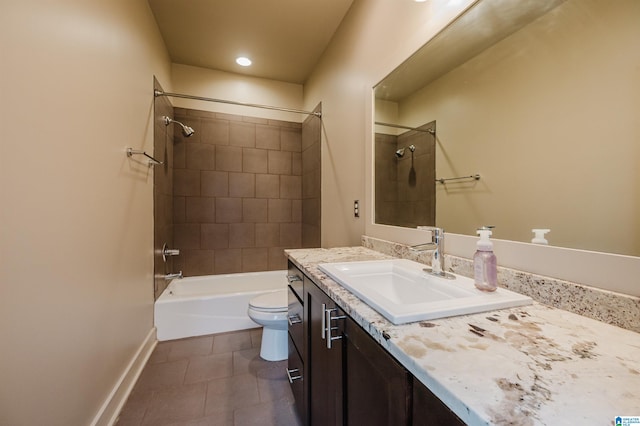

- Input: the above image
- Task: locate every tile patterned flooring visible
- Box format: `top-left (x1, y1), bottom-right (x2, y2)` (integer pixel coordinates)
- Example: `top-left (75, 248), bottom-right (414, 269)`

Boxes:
top-left (116, 328), bottom-right (303, 426)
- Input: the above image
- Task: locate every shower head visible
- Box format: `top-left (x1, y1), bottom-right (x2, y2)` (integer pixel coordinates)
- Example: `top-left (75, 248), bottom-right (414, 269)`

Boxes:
top-left (163, 116), bottom-right (195, 137)
top-left (395, 144), bottom-right (416, 158)
top-left (181, 124), bottom-right (195, 137)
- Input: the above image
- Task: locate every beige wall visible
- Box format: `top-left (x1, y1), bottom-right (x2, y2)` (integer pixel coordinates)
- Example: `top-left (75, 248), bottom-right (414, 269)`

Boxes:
top-left (170, 63), bottom-right (304, 123)
top-left (0, 0), bottom-right (170, 424)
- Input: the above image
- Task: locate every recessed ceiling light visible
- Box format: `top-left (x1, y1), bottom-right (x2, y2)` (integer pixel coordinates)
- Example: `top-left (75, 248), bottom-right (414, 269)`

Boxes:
top-left (236, 57), bottom-right (252, 67)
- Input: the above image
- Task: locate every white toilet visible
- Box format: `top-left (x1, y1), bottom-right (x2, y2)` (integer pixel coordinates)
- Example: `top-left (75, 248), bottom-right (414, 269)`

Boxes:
top-left (247, 289), bottom-right (289, 361)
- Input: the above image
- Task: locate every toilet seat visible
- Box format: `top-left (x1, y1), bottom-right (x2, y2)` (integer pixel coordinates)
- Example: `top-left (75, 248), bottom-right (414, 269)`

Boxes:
top-left (249, 289), bottom-right (287, 312)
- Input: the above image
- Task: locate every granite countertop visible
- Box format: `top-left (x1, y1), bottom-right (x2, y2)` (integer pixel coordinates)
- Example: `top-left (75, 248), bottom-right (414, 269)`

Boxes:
top-left (285, 247), bottom-right (640, 426)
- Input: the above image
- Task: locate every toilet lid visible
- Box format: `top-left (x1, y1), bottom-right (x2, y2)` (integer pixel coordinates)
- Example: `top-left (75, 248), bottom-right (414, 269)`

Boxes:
top-left (249, 289), bottom-right (288, 312)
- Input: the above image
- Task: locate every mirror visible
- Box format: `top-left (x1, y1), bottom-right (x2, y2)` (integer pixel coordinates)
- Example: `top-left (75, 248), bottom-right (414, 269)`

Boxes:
top-left (374, 0), bottom-right (640, 257)
top-left (375, 121), bottom-right (436, 228)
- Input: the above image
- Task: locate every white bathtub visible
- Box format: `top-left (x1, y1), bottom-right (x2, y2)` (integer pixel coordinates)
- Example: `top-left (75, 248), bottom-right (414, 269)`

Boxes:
top-left (154, 270), bottom-right (287, 341)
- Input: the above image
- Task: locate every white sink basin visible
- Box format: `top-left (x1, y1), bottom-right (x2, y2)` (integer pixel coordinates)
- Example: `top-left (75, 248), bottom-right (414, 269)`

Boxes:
top-left (318, 259), bottom-right (532, 324)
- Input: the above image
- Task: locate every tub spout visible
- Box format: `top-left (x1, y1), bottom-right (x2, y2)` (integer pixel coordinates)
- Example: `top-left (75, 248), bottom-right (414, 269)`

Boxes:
top-left (164, 271), bottom-right (183, 280)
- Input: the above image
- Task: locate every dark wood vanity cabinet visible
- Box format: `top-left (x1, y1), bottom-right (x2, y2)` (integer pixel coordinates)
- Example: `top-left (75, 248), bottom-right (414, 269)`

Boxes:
top-left (286, 264), bottom-right (306, 423)
top-left (413, 377), bottom-right (466, 426)
top-left (287, 333), bottom-right (305, 420)
top-left (343, 315), bottom-right (412, 425)
top-left (305, 274), bottom-right (344, 425)
top-left (288, 260), bottom-right (464, 426)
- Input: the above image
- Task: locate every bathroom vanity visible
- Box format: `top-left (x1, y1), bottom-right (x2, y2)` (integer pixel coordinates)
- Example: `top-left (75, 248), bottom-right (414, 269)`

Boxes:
top-left (285, 247), bottom-right (640, 425)
top-left (287, 257), bottom-right (463, 425)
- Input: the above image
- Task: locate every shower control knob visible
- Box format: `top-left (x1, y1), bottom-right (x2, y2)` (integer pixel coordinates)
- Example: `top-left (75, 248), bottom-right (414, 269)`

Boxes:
top-left (162, 243), bottom-right (180, 262)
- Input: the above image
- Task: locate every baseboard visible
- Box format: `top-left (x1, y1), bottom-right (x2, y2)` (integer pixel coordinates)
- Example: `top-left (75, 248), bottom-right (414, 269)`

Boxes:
top-left (90, 327), bottom-right (157, 426)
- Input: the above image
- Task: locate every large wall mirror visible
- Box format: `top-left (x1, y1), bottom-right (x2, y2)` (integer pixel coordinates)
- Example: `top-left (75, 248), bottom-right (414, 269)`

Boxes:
top-left (374, 0), bottom-right (639, 257)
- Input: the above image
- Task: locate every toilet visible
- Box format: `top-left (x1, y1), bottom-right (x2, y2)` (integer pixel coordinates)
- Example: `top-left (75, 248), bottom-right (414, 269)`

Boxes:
top-left (247, 289), bottom-right (288, 361)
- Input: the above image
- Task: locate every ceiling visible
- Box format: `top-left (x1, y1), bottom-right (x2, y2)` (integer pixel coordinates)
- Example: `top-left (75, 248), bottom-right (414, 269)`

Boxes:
top-left (147, 0), bottom-right (354, 85)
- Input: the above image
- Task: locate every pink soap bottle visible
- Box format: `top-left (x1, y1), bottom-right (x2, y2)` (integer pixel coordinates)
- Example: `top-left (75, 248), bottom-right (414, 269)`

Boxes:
top-left (474, 227), bottom-right (497, 292)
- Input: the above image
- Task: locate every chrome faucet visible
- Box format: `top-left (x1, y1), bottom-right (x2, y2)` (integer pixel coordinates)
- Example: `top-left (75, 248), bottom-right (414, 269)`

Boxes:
top-left (411, 226), bottom-right (454, 279)
top-left (164, 271), bottom-right (183, 280)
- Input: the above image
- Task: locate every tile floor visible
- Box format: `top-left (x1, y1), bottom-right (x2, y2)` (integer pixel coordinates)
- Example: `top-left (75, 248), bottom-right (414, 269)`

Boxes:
top-left (116, 328), bottom-right (303, 426)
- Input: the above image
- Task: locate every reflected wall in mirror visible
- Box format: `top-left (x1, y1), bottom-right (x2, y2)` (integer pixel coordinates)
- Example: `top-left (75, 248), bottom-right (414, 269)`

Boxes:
top-left (373, 0), bottom-right (640, 257)
top-left (375, 121), bottom-right (436, 228)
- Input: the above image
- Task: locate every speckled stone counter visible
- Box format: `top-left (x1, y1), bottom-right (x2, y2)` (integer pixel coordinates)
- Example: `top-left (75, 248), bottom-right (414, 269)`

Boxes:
top-left (285, 247), bottom-right (640, 426)
top-left (362, 236), bottom-right (640, 333)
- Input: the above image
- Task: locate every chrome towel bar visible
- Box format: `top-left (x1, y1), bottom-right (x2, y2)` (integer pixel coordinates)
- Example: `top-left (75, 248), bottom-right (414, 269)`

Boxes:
top-left (126, 148), bottom-right (163, 166)
top-left (436, 174), bottom-right (480, 184)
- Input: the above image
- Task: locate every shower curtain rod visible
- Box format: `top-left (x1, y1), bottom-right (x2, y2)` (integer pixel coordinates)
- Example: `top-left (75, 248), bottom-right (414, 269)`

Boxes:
top-left (375, 121), bottom-right (435, 134)
top-left (154, 90), bottom-right (322, 118)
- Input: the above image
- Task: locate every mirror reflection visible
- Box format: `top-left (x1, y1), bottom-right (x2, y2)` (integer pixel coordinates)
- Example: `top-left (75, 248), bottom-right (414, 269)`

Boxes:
top-left (375, 121), bottom-right (436, 228)
top-left (374, 0), bottom-right (640, 257)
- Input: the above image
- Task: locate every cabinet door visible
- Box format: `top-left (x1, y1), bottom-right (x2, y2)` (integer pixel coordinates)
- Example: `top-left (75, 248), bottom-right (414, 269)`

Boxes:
top-left (413, 376), bottom-right (465, 425)
top-left (287, 262), bottom-right (304, 301)
top-left (305, 278), bottom-right (344, 426)
top-left (287, 334), bottom-right (305, 424)
top-left (287, 262), bottom-right (307, 424)
top-left (343, 316), bottom-right (411, 426)
top-left (288, 286), bottom-right (304, 354)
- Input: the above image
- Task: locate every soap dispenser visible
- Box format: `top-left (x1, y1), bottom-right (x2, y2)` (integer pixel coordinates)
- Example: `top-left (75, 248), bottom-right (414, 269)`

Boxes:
top-left (531, 229), bottom-right (550, 245)
top-left (474, 227), bottom-right (497, 292)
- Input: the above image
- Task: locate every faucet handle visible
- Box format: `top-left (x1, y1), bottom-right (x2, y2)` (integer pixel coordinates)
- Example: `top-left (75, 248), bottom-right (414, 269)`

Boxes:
top-left (164, 247), bottom-right (180, 256)
top-left (162, 243), bottom-right (180, 262)
top-left (417, 226), bottom-right (444, 240)
top-left (417, 226), bottom-right (443, 232)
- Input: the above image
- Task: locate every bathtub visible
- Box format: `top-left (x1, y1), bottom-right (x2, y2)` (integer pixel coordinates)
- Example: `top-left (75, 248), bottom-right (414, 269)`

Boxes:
top-left (154, 270), bottom-right (287, 341)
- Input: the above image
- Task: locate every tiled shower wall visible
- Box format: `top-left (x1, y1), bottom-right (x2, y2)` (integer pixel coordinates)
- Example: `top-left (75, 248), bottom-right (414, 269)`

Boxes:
top-left (375, 122), bottom-right (436, 228)
top-left (302, 104), bottom-right (322, 248)
top-left (375, 132), bottom-right (399, 226)
top-left (153, 78), bottom-right (175, 299)
top-left (168, 107), bottom-right (318, 277)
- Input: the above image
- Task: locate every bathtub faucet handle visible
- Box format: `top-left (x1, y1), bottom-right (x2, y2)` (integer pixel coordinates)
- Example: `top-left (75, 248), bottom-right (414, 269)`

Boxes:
top-left (162, 243), bottom-right (180, 262)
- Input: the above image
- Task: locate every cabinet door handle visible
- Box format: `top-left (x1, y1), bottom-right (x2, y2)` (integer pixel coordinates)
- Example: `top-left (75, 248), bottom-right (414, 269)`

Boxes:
top-left (286, 368), bottom-right (302, 383)
top-left (288, 313), bottom-right (302, 326)
top-left (325, 308), bottom-right (346, 349)
top-left (287, 274), bottom-right (302, 283)
top-left (321, 303), bottom-right (327, 340)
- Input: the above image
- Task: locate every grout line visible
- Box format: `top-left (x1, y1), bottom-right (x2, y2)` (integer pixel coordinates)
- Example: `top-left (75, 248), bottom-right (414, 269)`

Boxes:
top-left (231, 347), bottom-right (237, 377)
top-left (123, 329), bottom-right (284, 425)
